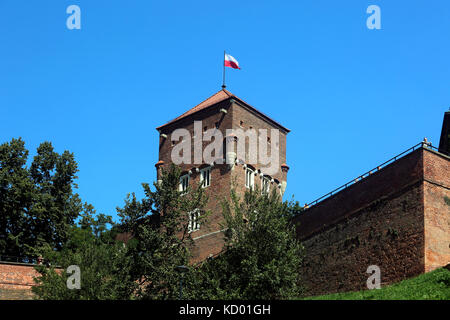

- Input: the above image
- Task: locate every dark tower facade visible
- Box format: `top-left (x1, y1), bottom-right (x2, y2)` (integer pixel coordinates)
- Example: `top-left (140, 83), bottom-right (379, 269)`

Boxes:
top-left (438, 111), bottom-right (450, 155)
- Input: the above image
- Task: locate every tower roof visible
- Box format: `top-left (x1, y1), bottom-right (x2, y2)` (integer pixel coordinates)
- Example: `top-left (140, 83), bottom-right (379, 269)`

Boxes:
top-left (156, 89), bottom-right (290, 133)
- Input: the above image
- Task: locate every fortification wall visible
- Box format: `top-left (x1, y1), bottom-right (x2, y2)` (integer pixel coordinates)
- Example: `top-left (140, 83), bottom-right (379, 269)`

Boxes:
top-left (0, 262), bottom-right (39, 300)
top-left (294, 149), bottom-right (424, 240)
top-left (423, 151), bottom-right (450, 272)
top-left (294, 148), bottom-right (449, 296)
top-left (299, 182), bottom-right (425, 295)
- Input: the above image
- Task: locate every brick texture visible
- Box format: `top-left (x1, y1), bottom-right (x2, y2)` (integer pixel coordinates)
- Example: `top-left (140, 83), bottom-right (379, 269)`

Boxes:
top-left (293, 147), bottom-right (450, 296)
top-left (423, 150), bottom-right (450, 272)
top-left (156, 95), bottom-right (289, 262)
top-left (0, 262), bottom-right (39, 300)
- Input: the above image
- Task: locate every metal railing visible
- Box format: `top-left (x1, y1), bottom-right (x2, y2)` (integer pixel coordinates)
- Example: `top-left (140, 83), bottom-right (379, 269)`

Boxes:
top-left (304, 141), bottom-right (448, 209)
top-left (427, 143), bottom-right (449, 156)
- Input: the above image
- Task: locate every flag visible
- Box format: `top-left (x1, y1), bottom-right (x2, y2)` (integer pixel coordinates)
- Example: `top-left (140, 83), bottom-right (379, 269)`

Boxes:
top-left (224, 53), bottom-right (240, 69)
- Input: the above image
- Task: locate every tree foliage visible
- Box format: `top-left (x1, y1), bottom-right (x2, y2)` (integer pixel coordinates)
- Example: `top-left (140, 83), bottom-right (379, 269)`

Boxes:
top-left (3, 138), bottom-right (305, 300)
top-left (0, 138), bottom-right (82, 259)
top-left (188, 188), bottom-right (304, 299)
top-left (32, 163), bottom-right (209, 300)
top-left (117, 164), bottom-right (208, 299)
top-left (32, 207), bottom-right (135, 300)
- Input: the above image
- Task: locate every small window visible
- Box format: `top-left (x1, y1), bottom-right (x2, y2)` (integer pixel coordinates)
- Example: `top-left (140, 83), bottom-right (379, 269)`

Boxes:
top-left (215, 122), bottom-right (219, 129)
top-left (262, 176), bottom-right (270, 195)
top-left (203, 126), bottom-right (208, 132)
top-left (188, 209), bottom-right (200, 233)
top-left (179, 174), bottom-right (189, 193)
top-left (245, 168), bottom-right (254, 189)
top-left (200, 167), bottom-right (211, 188)
top-left (240, 120), bottom-right (244, 127)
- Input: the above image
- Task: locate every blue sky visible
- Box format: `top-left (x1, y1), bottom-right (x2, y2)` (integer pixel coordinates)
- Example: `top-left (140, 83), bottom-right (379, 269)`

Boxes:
top-left (1, 1), bottom-right (449, 221)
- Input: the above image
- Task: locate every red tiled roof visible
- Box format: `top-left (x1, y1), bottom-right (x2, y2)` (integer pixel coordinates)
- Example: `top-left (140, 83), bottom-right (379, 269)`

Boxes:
top-left (156, 89), bottom-right (290, 132)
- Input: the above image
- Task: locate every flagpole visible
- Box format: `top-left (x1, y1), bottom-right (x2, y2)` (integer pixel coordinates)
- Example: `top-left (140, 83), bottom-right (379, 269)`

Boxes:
top-left (222, 50), bottom-right (226, 89)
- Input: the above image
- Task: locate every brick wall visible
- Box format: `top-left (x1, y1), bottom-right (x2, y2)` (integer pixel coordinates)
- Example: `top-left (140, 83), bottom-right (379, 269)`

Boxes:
top-left (293, 147), bottom-right (450, 296)
top-left (294, 149), bottom-right (424, 240)
top-left (157, 98), bottom-right (289, 262)
top-left (423, 150), bottom-right (450, 272)
top-left (0, 262), bottom-right (40, 300)
top-left (230, 101), bottom-right (288, 183)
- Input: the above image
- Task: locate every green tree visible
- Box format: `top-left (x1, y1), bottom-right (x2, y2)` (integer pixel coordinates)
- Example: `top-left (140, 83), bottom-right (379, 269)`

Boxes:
top-left (28, 141), bottom-right (82, 252)
top-left (0, 138), bottom-right (34, 259)
top-left (117, 164), bottom-right (208, 299)
top-left (32, 207), bottom-right (135, 300)
top-left (189, 188), bottom-right (304, 299)
top-left (0, 138), bottom-right (82, 260)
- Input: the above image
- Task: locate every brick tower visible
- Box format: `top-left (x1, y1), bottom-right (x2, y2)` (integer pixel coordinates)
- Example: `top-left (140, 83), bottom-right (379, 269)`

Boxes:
top-left (155, 89), bottom-right (290, 262)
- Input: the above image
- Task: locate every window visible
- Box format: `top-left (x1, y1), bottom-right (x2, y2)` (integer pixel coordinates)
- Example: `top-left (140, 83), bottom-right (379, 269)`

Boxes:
top-left (188, 209), bottom-right (200, 233)
top-left (262, 176), bottom-right (270, 195)
top-left (245, 168), bottom-right (254, 189)
top-left (179, 174), bottom-right (189, 193)
top-left (200, 167), bottom-right (211, 188)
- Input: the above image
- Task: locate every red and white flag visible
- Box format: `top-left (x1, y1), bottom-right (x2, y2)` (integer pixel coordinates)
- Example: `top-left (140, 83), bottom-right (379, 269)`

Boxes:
top-left (224, 53), bottom-right (240, 69)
